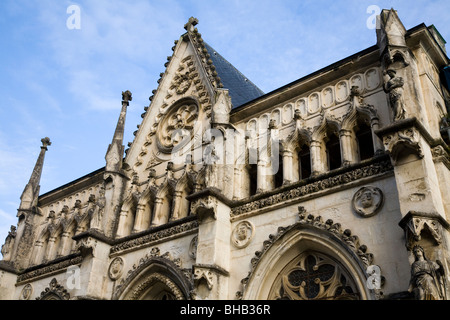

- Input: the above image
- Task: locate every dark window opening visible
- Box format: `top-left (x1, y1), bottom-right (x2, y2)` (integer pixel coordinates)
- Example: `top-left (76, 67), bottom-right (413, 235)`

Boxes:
top-left (356, 122), bottom-right (374, 161)
top-left (326, 134), bottom-right (341, 171)
top-left (274, 153), bottom-right (284, 188)
top-left (248, 163), bottom-right (258, 196)
top-left (298, 148), bottom-right (311, 180)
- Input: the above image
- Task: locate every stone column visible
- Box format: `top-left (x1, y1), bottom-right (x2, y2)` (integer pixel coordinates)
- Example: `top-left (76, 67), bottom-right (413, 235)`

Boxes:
top-left (339, 129), bottom-right (357, 166)
top-left (191, 194), bottom-right (231, 299)
top-left (44, 236), bottom-right (56, 263)
top-left (282, 149), bottom-right (294, 184)
top-left (115, 209), bottom-right (129, 238)
top-left (370, 117), bottom-right (384, 154)
top-left (57, 232), bottom-right (71, 257)
top-left (132, 204), bottom-right (147, 233)
top-left (151, 198), bottom-right (164, 226)
top-left (170, 191), bottom-right (183, 221)
top-left (310, 140), bottom-right (326, 175)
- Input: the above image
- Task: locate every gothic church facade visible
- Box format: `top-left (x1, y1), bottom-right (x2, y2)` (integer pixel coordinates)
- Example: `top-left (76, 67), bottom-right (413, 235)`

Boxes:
top-left (1, 9), bottom-right (450, 300)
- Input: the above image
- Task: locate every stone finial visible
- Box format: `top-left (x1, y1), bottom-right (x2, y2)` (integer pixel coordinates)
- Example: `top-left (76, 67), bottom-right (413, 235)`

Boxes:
top-left (184, 17), bottom-right (199, 31)
top-left (122, 90), bottom-right (132, 105)
top-left (41, 137), bottom-right (51, 150)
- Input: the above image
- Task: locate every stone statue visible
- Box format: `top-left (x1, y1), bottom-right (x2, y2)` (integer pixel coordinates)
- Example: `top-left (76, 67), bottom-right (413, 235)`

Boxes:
top-left (90, 188), bottom-right (106, 230)
top-left (383, 68), bottom-right (406, 121)
top-left (408, 245), bottom-right (446, 300)
top-left (1, 226), bottom-right (16, 261)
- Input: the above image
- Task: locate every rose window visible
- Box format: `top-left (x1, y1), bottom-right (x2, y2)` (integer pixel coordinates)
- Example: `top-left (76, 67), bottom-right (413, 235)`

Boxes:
top-left (158, 103), bottom-right (198, 151)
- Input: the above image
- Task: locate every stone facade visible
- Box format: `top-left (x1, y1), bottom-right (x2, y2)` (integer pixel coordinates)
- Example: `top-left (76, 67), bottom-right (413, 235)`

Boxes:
top-left (1, 9), bottom-right (449, 300)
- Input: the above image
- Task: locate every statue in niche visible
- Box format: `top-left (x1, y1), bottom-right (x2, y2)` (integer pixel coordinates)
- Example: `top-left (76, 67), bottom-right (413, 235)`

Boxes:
top-left (383, 68), bottom-right (406, 121)
top-left (1, 226), bottom-right (16, 261)
top-left (408, 245), bottom-right (446, 300)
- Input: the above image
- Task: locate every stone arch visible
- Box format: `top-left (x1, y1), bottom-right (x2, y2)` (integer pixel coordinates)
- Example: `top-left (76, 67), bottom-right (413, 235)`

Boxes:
top-left (113, 254), bottom-right (192, 300)
top-left (238, 212), bottom-right (380, 300)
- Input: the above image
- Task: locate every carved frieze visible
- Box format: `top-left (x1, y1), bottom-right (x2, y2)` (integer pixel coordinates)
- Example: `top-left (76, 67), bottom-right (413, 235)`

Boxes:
top-left (110, 219), bottom-right (199, 254)
top-left (231, 158), bottom-right (393, 217)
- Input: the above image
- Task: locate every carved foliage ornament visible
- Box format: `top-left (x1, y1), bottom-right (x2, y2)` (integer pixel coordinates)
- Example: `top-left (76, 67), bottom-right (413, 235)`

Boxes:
top-left (352, 186), bottom-right (383, 218)
top-left (36, 278), bottom-right (70, 300)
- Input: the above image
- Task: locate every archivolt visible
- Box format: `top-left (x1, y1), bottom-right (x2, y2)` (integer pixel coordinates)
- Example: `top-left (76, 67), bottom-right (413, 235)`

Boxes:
top-left (237, 209), bottom-right (382, 300)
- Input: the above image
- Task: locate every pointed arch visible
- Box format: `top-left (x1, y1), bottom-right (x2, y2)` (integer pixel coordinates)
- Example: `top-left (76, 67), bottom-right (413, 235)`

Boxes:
top-left (112, 253), bottom-right (192, 300)
top-left (239, 212), bottom-right (379, 300)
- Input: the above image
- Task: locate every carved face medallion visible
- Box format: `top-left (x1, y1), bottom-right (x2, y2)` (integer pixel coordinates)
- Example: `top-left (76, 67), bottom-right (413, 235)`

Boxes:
top-left (108, 257), bottom-right (125, 280)
top-left (158, 103), bottom-right (198, 153)
top-left (352, 186), bottom-right (383, 218)
top-left (231, 221), bottom-right (255, 249)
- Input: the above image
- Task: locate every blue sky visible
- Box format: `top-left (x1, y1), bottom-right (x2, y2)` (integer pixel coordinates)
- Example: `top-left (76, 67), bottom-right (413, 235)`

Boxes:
top-left (0, 0), bottom-right (449, 247)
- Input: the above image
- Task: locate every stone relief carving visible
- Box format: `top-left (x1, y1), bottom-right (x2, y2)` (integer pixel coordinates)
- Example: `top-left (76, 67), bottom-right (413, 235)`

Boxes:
top-left (408, 245), bottom-right (446, 300)
top-left (231, 221), bottom-right (255, 249)
top-left (158, 103), bottom-right (198, 152)
top-left (20, 284), bottom-right (33, 300)
top-left (382, 127), bottom-right (423, 163)
top-left (189, 235), bottom-right (198, 260)
top-left (109, 257), bottom-right (125, 281)
top-left (352, 186), bottom-right (383, 218)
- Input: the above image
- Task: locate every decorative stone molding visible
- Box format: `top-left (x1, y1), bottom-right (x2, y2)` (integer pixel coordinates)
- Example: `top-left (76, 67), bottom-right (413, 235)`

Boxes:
top-left (36, 278), bottom-right (70, 300)
top-left (112, 247), bottom-right (192, 300)
top-left (236, 208), bottom-right (378, 299)
top-left (231, 221), bottom-right (255, 249)
top-left (127, 272), bottom-right (186, 300)
top-left (231, 158), bottom-right (393, 217)
top-left (17, 254), bottom-right (83, 284)
top-left (191, 195), bottom-right (218, 221)
top-left (352, 186), bottom-right (384, 218)
top-left (110, 218), bottom-right (198, 255)
top-left (108, 257), bottom-right (125, 281)
top-left (382, 127), bottom-right (423, 163)
top-left (399, 211), bottom-right (450, 250)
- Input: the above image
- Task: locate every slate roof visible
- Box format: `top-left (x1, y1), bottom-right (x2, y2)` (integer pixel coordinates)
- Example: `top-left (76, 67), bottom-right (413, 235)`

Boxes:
top-left (203, 42), bottom-right (265, 108)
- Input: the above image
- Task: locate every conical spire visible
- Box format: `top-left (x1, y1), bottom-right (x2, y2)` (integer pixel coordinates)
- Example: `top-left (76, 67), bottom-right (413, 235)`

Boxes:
top-left (18, 137), bottom-right (51, 214)
top-left (105, 90), bottom-right (131, 172)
